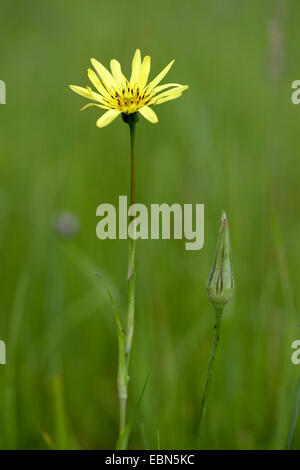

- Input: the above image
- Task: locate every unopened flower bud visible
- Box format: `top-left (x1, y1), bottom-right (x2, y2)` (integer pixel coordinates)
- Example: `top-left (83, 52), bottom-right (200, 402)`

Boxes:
top-left (206, 211), bottom-right (234, 308)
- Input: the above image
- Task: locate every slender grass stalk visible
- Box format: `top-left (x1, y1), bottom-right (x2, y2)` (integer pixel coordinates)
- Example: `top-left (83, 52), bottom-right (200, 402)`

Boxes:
top-left (198, 306), bottom-right (223, 445)
top-left (53, 374), bottom-right (68, 450)
top-left (286, 377), bottom-right (300, 450)
top-left (118, 114), bottom-right (137, 445)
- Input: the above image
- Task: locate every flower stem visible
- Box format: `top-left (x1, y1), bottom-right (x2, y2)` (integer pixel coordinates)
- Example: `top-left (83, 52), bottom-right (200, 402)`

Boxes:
top-left (125, 120), bottom-right (136, 360)
top-left (119, 396), bottom-right (127, 439)
top-left (198, 306), bottom-right (223, 447)
top-left (286, 376), bottom-right (300, 450)
top-left (118, 117), bottom-right (136, 444)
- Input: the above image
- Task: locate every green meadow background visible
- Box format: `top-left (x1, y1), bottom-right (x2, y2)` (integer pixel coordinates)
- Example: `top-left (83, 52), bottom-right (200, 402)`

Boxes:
top-left (0, 0), bottom-right (300, 450)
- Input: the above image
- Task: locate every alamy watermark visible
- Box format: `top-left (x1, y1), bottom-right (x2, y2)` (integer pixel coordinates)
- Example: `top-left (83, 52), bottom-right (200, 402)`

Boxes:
top-left (0, 80), bottom-right (6, 104)
top-left (291, 340), bottom-right (300, 365)
top-left (0, 340), bottom-right (6, 365)
top-left (291, 80), bottom-right (300, 104)
top-left (96, 196), bottom-right (204, 251)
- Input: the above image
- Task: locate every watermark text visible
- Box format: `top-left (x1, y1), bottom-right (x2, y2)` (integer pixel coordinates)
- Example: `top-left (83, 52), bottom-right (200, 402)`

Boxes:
top-left (291, 340), bottom-right (300, 365)
top-left (96, 196), bottom-right (204, 251)
top-left (0, 80), bottom-right (6, 104)
top-left (0, 340), bottom-right (6, 365)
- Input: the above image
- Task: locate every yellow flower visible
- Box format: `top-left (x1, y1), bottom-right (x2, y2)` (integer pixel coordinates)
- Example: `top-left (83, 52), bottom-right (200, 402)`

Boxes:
top-left (69, 49), bottom-right (188, 128)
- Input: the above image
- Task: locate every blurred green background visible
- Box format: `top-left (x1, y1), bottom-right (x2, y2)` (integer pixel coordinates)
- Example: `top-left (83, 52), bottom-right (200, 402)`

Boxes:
top-left (0, 0), bottom-right (299, 450)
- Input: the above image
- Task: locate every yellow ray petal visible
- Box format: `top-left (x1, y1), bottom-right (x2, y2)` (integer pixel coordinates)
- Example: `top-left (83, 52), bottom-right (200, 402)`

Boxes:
top-left (96, 109), bottom-right (121, 128)
top-left (146, 60), bottom-right (175, 92)
top-left (151, 83), bottom-right (183, 95)
top-left (81, 102), bottom-right (109, 111)
top-left (137, 56), bottom-right (151, 90)
top-left (130, 49), bottom-right (141, 86)
top-left (150, 85), bottom-right (188, 104)
top-left (152, 91), bottom-right (183, 105)
top-left (69, 85), bottom-right (92, 99)
top-left (87, 69), bottom-right (111, 100)
top-left (69, 85), bottom-right (106, 105)
top-left (91, 58), bottom-right (117, 92)
top-left (138, 106), bottom-right (158, 124)
top-left (110, 59), bottom-right (126, 89)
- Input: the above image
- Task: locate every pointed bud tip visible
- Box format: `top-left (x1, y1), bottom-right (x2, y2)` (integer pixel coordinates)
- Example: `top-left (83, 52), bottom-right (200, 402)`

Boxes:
top-left (220, 211), bottom-right (228, 230)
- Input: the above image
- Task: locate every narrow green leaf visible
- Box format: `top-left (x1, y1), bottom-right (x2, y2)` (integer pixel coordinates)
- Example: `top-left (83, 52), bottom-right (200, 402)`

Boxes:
top-left (286, 377), bottom-right (300, 450)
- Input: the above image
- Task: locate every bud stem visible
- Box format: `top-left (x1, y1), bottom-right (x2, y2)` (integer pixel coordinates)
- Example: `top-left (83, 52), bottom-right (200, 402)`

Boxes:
top-left (198, 306), bottom-right (223, 447)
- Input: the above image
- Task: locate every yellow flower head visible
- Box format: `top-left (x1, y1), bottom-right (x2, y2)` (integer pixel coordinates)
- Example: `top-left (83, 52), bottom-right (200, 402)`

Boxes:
top-left (69, 49), bottom-right (188, 128)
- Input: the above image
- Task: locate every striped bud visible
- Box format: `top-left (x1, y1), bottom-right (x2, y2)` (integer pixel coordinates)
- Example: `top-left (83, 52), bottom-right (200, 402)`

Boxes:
top-left (206, 212), bottom-right (234, 308)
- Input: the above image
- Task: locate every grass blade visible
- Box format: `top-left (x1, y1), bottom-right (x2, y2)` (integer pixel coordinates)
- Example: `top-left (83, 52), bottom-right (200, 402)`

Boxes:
top-left (286, 377), bottom-right (300, 450)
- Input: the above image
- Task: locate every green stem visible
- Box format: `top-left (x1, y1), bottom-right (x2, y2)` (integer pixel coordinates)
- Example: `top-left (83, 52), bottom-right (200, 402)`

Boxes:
top-left (198, 306), bottom-right (223, 447)
top-left (119, 396), bottom-right (127, 439)
top-left (118, 117), bottom-right (136, 444)
top-left (125, 120), bottom-right (136, 360)
top-left (286, 377), bottom-right (300, 450)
